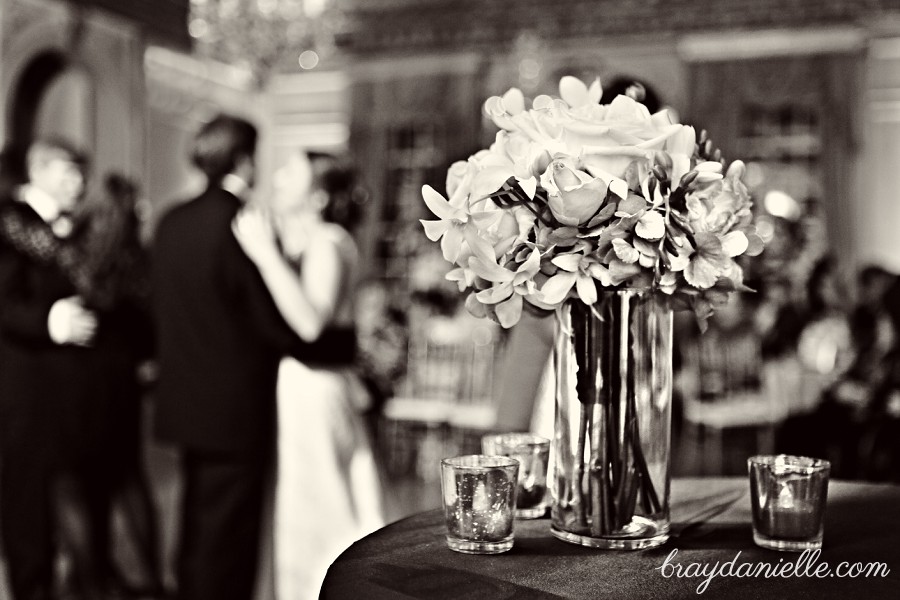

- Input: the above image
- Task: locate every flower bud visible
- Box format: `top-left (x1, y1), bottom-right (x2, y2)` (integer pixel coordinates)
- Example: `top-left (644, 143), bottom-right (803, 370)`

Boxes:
top-left (651, 165), bottom-right (668, 182)
top-left (726, 160), bottom-right (746, 179)
top-left (678, 170), bottom-right (699, 189)
top-left (654, 151), bottom-right (674, 170)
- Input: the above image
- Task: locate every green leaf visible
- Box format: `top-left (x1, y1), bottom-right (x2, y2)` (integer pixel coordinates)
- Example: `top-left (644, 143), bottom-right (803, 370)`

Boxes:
top-left (586, 202), bottom-right (618, 228)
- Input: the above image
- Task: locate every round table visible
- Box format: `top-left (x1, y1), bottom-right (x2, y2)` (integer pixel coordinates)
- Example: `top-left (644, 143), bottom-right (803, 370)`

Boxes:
top-left (322, 478), bottom-right (900, 599)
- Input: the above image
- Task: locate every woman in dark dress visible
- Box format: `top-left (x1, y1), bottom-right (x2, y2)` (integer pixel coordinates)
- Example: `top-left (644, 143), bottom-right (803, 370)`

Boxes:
top-left (75, 173), bottom-right (164, 597)
top-left (0, 140), bottom-right (104, 600)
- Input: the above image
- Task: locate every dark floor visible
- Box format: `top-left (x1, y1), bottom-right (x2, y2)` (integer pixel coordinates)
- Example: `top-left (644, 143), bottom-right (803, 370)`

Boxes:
top-left (0, 402), bottom-right (766, 600)
top-left (0, 401), bottom-right (444, 600)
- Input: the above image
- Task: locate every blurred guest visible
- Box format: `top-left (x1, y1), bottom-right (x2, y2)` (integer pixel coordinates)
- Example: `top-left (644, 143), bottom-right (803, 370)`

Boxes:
top-left (354, 278), bottom-right (408, 429)
top-left (859, 274), bottom-right (900, 481)
top-left (777, 256), bottom-right (855, 467)
top-left (678, 292), bottom-right (763, 404)
top-left (825, 265), bottom-right (897, 414)
top-left (232, 150), bottom-right (384, 600)
top-left (847, 265), bottom-right (896, 375)
top-left (815, 265), bottom-right (897, 478)
top-left (599, 77), bottom-right (662, 113)
top-left (0, 143), bottom-right (27, 193)
top-left (0, 139), bottom-right (101, 599)
top-left (756, 277), bottom-right (805, 361)
top-left (794, 256), bottom-right (854, 400)
top-left (151, 116), bottom-right (352, 600)
top-left (76, 173), bottom-right (164, 596)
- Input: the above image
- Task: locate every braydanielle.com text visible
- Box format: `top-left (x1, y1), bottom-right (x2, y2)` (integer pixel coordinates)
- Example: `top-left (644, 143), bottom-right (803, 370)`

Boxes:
top-left (656, 548), bottom-right (891, 594)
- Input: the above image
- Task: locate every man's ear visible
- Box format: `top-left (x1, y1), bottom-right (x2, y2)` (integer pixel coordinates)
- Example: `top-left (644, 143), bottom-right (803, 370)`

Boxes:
top-left (234, 153), bottom-right (255, 182)
top-left (310, 189), bottom-right (329, 212)
top-left (26, 163), bottom-right (41, 186)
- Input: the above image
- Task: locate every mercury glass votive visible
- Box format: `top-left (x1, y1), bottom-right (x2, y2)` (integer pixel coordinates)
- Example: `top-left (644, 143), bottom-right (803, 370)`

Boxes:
top-left (440, 455), bottom-right (519, 554)
top-left (748, 455), bottom-right (830, 552)
top-left (481, 433), bottom-right (550, 519)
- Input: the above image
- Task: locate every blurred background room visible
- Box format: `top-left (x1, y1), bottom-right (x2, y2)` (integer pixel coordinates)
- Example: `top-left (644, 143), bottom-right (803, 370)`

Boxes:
top-left (1, 0), bottom-right (900, 598)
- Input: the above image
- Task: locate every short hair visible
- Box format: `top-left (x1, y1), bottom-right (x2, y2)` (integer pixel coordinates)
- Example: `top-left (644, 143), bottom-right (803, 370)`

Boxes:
top-left (0, 143), bottom-right (28, 194)
top-left (858, 264), bottom-right (892, 287)
top-left (190, 114), bottom-right (257, 184)
top-left (26, 138), bottom-right (88, 174)
top-left (306, 151), bottom-right (364, 231)
top-left (600, 77), bottom-right (662, 114)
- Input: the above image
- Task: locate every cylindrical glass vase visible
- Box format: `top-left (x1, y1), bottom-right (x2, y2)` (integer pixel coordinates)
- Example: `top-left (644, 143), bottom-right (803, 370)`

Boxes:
top-left (550, 290), bottom-right (673, 549)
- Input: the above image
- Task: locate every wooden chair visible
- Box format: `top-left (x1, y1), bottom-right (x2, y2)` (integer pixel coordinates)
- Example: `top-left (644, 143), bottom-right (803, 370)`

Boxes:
top-left (380, 313), bottom-right (501, 480)
top-left (678, 325), bottom-right (789, 475)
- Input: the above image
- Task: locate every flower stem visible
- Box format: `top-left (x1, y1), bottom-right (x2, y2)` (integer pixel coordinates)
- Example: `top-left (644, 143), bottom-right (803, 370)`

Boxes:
top-left (591, 403), bottom-right (612, 536)
top-left (569, 294), bottom-right (664, 536)
top-left (575, 402), bottom-right (589, 528)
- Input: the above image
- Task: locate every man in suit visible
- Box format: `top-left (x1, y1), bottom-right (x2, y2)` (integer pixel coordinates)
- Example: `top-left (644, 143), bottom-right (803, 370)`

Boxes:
top-left (0, 140), bottom-right (98, 600)
top-left (151, 114), bottom-right (352, 600)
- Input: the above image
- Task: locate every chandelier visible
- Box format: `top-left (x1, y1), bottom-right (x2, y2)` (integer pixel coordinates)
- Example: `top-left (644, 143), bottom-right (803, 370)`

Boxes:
top-left (188, 0), bottom-right (343, 88)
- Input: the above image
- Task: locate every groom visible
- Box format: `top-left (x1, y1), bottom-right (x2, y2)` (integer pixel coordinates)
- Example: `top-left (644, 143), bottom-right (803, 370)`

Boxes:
top-left (151, 114), bottom-right (352, 600)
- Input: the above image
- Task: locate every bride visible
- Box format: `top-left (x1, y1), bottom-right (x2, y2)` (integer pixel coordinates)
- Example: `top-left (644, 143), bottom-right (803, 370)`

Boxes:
top-left (232, 150), bottom-right (384, 599)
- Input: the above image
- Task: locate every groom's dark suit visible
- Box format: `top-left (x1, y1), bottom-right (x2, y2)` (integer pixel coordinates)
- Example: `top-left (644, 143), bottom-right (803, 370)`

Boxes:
top-left (153, 187), bottom-right (295, 457)
top-left (152, 185), bottom-right (352, 600)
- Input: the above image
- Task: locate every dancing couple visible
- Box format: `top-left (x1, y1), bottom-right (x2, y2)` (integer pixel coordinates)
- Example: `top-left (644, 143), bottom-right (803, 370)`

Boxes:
top-left (152, 114), bottom-right (384, 600)
top-left (0, 140), bottom-right (162, 600)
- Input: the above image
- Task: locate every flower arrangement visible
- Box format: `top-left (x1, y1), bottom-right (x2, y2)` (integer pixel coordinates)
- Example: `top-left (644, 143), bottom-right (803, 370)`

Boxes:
top-left (421, 76), bottom-right (764, 328)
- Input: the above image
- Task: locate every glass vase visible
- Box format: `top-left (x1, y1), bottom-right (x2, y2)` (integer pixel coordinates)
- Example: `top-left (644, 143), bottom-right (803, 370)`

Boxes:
top-left (550, 290), bottom-right (673, 549)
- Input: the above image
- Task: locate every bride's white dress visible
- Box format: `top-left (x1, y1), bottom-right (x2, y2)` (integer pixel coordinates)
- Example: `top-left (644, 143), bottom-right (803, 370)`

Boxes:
top-left (272, 226), bottom-right (385, 599)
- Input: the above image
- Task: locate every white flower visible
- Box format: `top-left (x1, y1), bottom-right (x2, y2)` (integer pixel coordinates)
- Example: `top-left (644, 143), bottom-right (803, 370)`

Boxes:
top-left (469, 248), bottom-right (542, 328)
top-left (421, 74), bottom-right (764, 328)
top-left (540, 157), bottom-right (615, 227)
top-left (420, 185), bottom-right (468, 263)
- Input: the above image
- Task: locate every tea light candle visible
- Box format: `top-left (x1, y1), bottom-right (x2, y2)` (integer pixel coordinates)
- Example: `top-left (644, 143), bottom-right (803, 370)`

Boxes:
top-left (748, 455), bottom-right (830, 552)
top-left (481, 433), bottom-right (550, 518)
top-left (441, 455), bottom-right (519, 554)
top-left (755, 501), bottom-right (821, 540)
top-left (454, 507), bottom-right (513, 542)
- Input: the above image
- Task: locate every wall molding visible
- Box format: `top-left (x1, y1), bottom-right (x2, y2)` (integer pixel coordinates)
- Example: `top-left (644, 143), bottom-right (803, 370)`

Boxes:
top-left (678, 27), bottom-right (867, 62)
top-left (348, 51), bottom-right (483, 82)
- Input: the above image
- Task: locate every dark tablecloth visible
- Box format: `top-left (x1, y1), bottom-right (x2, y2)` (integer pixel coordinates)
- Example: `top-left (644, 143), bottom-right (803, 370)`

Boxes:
top-left (322, 478), bottom-right (900, 599)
